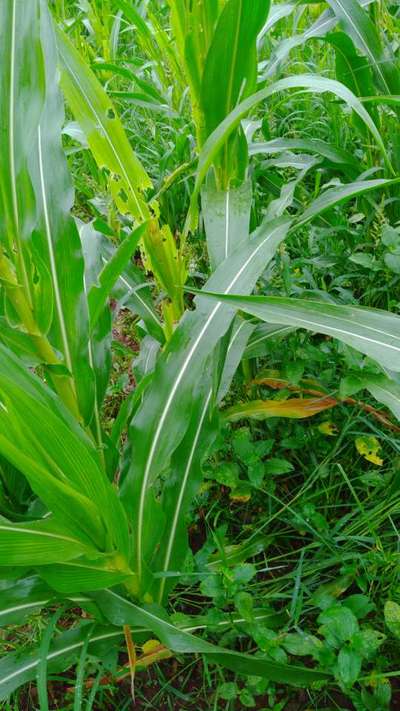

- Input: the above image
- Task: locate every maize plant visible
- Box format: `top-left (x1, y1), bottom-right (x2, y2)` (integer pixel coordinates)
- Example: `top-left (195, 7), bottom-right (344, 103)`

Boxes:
top-left (0, 0), bottom-right (400, 701)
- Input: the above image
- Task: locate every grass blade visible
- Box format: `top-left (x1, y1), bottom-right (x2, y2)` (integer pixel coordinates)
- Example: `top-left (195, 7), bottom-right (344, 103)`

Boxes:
top-left (73, 625), bottom-right (94, 711)
top-left (37, 608), bottom-right (64, 711)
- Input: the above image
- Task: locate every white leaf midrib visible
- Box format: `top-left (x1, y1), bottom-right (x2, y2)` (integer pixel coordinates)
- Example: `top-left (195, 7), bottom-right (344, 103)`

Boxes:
top-left (252, 307), bottom-right (400, 354)
top-left (135, 223), bottom-right (286, 578)
top-left (158, 388), bottom-right (212, 602)
top-left (0, 630), bottom-right (123, 689)
top-left (224, 190), bottom-right (230, 260)
top-left (0, 599), bottom-right (50, 618)
top-left (8, 0), bottom-right (32, 303)
top-left (0, 524), bottom-right (83, 545)
top-left (9, 0), bottom-right (18, 235)
top-left (37, 125), bottom-right (74, 376)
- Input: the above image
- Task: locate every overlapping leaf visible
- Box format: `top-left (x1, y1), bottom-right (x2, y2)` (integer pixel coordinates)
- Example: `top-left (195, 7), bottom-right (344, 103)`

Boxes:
top-left (187, 72), bottom-right (393, 231)
top-left (0, 343), bottom-right (130, 562)
top-left (122, 218), bottom-right (292, 596)
top-left (56, 27), bottom-right (151, 222)
top-left (0, 0), bottom-right (95, 423)
top-left (202, 179), bottom-right (252, 268)
top-left (189, 294), bottom-right (400, 372)
top-left (200, 0), bottom-right (270, 182)
top-left (0, 622), bottom-right (124, 699)
top-left (92, 589), bottom-right (330, 685)
top-left (326, 0), bottom-right (400, 96)
top-left (152, 376), bottom-right (216, 603)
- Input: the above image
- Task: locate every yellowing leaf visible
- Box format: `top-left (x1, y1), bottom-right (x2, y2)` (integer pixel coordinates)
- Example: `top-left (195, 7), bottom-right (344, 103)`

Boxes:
top-left (384, 600), bottom-right (400, 639)
top-left (355, 436), bottom-right (383, 466)
top-left (367, 453), bottom-right (383, 465)
top-left (230, 485), bottom-right (252, 503)
top-left (136, 639), bottom-right (172, 669)
top-left (142, 639), bottom-right (163, 655)
top-left (142, 222), bottom-right (187, 318)
top-left (318, 421), bottom-right (338, 436)
top-left (224, 396), bottom-right (337, 422)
